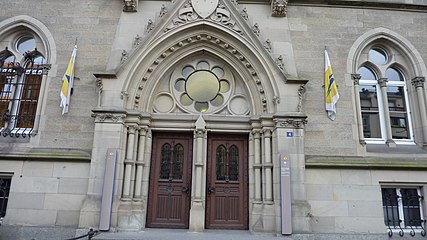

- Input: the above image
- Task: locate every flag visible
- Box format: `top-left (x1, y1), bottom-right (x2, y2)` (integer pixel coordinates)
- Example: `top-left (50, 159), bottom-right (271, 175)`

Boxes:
top-left (324, 49), bottom-right (339, 120)
top-left (60, 45), bottom-right (77, 114)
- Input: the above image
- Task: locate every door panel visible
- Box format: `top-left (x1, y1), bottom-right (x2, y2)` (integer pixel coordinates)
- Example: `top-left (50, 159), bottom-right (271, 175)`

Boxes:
top-left (146, 132), bottom-right (192, 229)
top-left (206, 134), bottom-right (248, 229)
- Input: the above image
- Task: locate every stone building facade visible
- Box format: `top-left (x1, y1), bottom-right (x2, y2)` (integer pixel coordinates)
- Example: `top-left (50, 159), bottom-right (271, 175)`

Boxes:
top-left (0, 0), bottom-right (426, 239)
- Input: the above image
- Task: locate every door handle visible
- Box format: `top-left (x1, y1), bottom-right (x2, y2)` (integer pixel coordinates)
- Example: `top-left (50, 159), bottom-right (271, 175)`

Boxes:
top-left (182, 186), bottom-right (190, 194)
top-left (208, 186), bottom-right (215, 194)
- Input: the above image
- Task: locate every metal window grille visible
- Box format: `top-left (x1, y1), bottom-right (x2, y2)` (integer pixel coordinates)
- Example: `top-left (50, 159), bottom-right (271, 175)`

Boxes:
top-left (381, 187), bottom-right (426, 237)
top-left (0, 62), bottom-right (47, 137)
top-left (0, 177), bottom-right (11, 218)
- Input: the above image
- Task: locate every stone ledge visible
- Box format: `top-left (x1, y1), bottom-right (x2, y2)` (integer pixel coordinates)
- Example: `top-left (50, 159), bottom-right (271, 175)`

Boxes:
top-left (0, 148), bottom-right (91, 162)
top-left (290, 0), bottom-right (427, 12)
top-left (306, 156), bottom-right (427, 170)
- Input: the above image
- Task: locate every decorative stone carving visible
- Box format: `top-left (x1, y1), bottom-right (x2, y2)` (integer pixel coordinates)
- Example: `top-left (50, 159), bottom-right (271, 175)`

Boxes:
top-left (193, 0), bottom-right (219, 18)
top-left (297, 85), bottom-right (306, 112)
top-left (264, 39), bottom-right (272, 53)
top-left (121, 91), bottom-right (129, 100)
top-left (351, 73), bottom-right (361, 85)
top-left (273, 95), bottom-right (280, 105)
top-left (165, 1), bottom-right (242, 35)
top-left (120, 50), bottom-right (128, 64)
top-left (241, 7), bottom-right (248, 20)
top-left (133, 34), bottom-right (142, 49)
top-left (146, 19), bottom-right (154, 33)
top-left (271, 0), bottom-right (288, 17)
top-left (411, 76), bottom-right (425, 88)
top-left (159, 4), bottom-right (168, 17)
top-left (378, 78), bottom-right (388, 87)
top-left (274, 118), bottom-right (308, 129)
top-left (91, 113), bottom-right (127, 123)
top-left (209, 4), bottom-right (243, 34)
top-left (123, 0), bottom-right (138, 12)
top-left (252, 23), bottom-right (260, 36)
top-left (275, 55), bottom-right (285, 72)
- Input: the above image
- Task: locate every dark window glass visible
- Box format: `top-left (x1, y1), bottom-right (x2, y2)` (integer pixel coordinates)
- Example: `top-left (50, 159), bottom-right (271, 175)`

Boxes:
top-left (382, 188), bottom-right (400, 227)
top-left (369, 48), bottom-right (388, 65)
top-left (359, 84), bottom-right (381, 138)
top-left (160, 143), bottom-right (172, 179)
top-left (0, 177), bottom-right (11, 218)
top-left (400, 189), bottom-right (422, 227)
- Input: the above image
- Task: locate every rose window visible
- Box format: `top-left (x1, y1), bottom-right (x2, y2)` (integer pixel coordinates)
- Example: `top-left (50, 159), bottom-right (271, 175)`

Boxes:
top-left (171, 60), bottom-right (232, 113)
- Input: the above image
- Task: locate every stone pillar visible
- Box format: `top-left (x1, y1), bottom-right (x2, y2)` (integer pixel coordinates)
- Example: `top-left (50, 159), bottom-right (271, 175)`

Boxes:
top-left (412, 77), bottom-right (427, 145)
top-left (189, 116), bottom-right (207, 232)
top-left (352, 74), bottom-right (366, 145)
top-left (253, 129), bottom-right (262, 202)
top-left (378, 78), bottom-right (396, 147)
top-left (79, 110), bottom-right (127, 229)
top-left (273, 114), bottom-right (309, 233)
top-left (263, 128), bottom-right (273, 202)
top-left (123, 125), bottom-right (137, 199)
top-left (134, 127), bottom-right (147, 200)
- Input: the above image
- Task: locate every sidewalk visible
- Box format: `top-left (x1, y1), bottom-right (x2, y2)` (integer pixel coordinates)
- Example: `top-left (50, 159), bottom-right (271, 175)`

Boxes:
top-left (93, 228), bottom-right (281, 240)
top-left (92, 228), bottom-right (426, 240)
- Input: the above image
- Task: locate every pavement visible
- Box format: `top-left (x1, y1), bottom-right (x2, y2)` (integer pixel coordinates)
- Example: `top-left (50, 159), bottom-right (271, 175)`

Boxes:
top-left (91, 228), bottom-right (427, 240)
top-left (93, 228), bottom-right (281, 240)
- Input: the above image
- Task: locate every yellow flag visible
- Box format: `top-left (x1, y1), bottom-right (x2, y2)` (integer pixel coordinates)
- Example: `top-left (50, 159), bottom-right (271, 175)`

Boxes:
top-left (324, 49), bottom-right (339, 120)
top-left (60, 45), bottom-right (77, 114)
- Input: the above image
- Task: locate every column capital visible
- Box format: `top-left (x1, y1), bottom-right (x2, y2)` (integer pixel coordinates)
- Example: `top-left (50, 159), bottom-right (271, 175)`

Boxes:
top-left (194, 129), bottom-right (206, 139)
top-left (351, 74), bottom-right (361, 85)
top-left (378, 78), bottom-right (388, 87)
top-left (91, 112), bottom-right (126, 123)
top-left (411, 76), bottom-right (425, 88)
top-left (273, 116), bottom-right (308, 129)
top-left (252, 129), bottom-right (262, 138)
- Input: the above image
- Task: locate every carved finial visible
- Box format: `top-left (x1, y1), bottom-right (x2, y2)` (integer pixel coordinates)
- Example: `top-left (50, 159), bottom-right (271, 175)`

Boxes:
top-left (120, 50), bottom-right (128, 64)
top-left (271, 0), bottom-right (288, 17)
top-left (123, 0), bottom-right (138, 12)
top-left (276, 55), bottom-right (285, 72)
top-left (159, 4), bottom-right (168, 17)
top-left (264, 39), bottom-right (272, 53)
top-left (146, 19), bottom-right (154, 33)
top-left (241, 8), bottom-right (248, 20)
top-left (252, 23), bottom-right (260, 36)
top-left (133, 34), bottom-right (142, 49)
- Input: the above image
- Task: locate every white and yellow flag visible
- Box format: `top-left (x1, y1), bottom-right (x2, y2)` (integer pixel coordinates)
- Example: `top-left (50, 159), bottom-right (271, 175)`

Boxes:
top-left (60, 45), bottom-right (77, 115)
top-left (324, 49), bottom-right (339, 120)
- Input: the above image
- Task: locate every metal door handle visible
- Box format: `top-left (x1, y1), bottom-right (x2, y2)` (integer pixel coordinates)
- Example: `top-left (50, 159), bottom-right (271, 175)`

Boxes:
top-left (182, 186), bottom-right (190, 194)
top-left (208, 186), bottom-right (215, 194)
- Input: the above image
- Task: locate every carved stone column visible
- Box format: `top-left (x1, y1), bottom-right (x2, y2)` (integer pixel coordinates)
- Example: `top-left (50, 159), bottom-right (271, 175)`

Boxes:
top-left (134, 127), bottom-right (147, 200)
top-left (123, 125), bottom-right (138, 199)
top-left (412, 77), bottom-right (427, 145)
top-left (262, 128), bottom-right (273, 202)
top-left (378, 78), bottom-right (396, 147)
top-left (352, 74), bottom-right (366, 145)
top-left (189, 116), bottom-right (207, 232)
top-left (252, 129), bottom-right (262, 202)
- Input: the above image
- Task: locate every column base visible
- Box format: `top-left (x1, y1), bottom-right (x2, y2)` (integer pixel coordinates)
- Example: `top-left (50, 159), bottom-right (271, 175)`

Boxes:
top-left (189, 201), bottom-right (205, 232)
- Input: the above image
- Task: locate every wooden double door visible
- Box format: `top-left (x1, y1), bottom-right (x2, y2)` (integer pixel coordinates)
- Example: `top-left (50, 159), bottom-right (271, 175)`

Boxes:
top-left (146, 132), bottom-right (248, 230)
